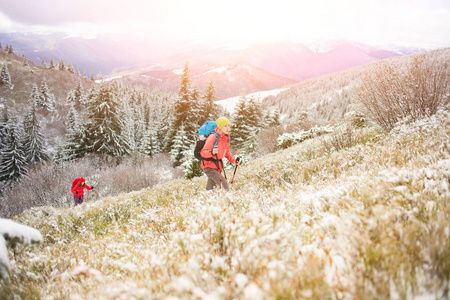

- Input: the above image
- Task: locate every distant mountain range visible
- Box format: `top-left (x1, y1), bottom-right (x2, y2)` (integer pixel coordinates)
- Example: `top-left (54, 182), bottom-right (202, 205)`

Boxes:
top-left (0, 32), bottom-right (425, 98)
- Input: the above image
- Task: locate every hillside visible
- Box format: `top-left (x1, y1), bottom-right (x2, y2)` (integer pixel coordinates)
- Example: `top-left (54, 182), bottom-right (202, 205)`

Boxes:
top-left (263, 48), bottom-right (450, 125)
top-left (108, 62), bottom-right (296, 99)
top-left (0, 47), bottom-right (94, 106)
top-left (2, 107), bottom-right (449, 298)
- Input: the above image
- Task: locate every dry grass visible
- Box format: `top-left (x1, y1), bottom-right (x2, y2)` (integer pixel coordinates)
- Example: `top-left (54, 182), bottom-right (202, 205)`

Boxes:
top-left (1, 108), bottom-right (448, 299)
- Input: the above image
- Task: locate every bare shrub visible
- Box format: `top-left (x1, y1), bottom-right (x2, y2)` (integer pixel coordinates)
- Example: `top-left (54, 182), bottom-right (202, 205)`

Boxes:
top-left (96, 153), bottom-right (178, 195)
top-left (254, 125), bottom-right (285, 157)
top-left (0, 153), bottom-right (182, 218)
top-left (357, 50), bottom-right (450, 131)
top-left (321, 126), bottom-right (356, 153)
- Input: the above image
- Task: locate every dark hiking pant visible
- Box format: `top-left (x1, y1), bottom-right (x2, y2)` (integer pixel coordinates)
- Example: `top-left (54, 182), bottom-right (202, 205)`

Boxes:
top-left (204, 168), bottom-right (229, 191)
top-left (74, 196), bottom-right (84, 206)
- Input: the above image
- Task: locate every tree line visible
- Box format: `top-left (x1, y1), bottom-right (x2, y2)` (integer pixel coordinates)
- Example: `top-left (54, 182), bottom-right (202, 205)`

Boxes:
top-left (0, 60), bottom-right (281, 188)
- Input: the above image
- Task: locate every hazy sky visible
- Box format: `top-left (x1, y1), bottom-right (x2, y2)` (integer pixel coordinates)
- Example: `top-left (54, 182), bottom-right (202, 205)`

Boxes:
top-left (0, 0), bottom-right (449, 49)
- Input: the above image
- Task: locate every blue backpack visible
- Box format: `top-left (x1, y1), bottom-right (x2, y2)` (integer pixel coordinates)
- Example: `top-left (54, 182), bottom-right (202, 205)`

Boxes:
top-left (194, 121), bottom-right (219, 161)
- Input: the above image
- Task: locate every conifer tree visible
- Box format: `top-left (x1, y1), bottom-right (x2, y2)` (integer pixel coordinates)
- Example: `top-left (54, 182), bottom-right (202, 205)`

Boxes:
top-left (242, 97), bottom-right (263, 152)
top-left (67, 81), bottom-right (85, 111)
top-left (231, 96), bottom-right (249, 149)
top-left (30, 84), bottom-right (40, 105)
top-left (48, 57), bottom-right (56, 69)
top-left (169, 125), bottom-right (191, 166)
top-left (37, 80), bottom-right (55, 111)
top-left (40, 59), bottom-right (46, 68)
top-left (23, 103), bottom-right (48, 164)
top-left (125, 91), bottom-right (145, 152)
top-left (6, 44), bottom-right (13, 55)
top-left (85, 83), bottom-right (130, 156)
top-left (165, 62), bottom-right (195, 151)
top-left (140, 128), bottom-right (160, 157)
top-left (0, 63), bottom-right (12, 89)
top-left (0, 98), bottom-right (8, 149)
top-left (188, 86), bottom-right (202, 134)
top-left (203, 80), bottom-right (219, 122)
top-left (67, 62), bottom-right (75, 74)
top-left (22, 54), bottom-right (29, 67)
top-left (0, 117), bottom-right (28, 184)
top-left (265, 107), bottom-right (281, 127)
top-left (62, 104), bottom-right (86, 161)
top-left (58, 58), bottom-right (65, 70)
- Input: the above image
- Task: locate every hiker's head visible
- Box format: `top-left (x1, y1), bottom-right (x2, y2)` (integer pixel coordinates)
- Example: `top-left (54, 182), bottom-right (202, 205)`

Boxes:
top-left (216, 117), bottom-right (231, 134)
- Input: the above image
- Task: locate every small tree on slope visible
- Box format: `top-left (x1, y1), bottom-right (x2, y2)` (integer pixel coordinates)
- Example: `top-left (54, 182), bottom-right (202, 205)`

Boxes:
top-left (85, 83), bottom-right (131, 156)
top-left (0, 118), bottom-right (28, 184)
top-left (22, 103), bottom-right (49, 164)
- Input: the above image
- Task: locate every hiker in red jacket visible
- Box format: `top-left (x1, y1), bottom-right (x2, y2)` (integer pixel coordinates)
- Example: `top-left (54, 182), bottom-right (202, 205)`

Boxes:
top-left (71, 177), bottom-right (93, 206)
top-left (200, 117), bottom-right (240, 191)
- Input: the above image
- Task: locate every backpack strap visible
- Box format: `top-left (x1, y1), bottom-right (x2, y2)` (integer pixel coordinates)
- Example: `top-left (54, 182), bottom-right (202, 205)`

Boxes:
top-left (211, 132), bottom-right (219, 151)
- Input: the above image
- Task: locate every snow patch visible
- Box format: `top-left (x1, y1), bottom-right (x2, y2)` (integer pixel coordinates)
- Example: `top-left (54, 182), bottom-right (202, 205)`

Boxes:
top-left (0, 218), bottom-right (43, 280)
top-left (172, 69), bottom-right (183, 75)
top-left (216, 88), bottom-right (287, 114)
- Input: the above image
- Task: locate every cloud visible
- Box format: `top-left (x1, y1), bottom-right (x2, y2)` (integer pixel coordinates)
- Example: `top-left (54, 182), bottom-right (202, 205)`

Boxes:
top-left (0, 0), bottom-right (157, 26)
top-left (0, 0), bottom-right (449, 48)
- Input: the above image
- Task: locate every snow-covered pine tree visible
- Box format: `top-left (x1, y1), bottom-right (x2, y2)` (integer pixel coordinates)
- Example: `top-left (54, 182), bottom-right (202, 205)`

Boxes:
top-left (202, 79), bottom-right (219, 122)
top-left (268, 107), bottom-right (281, 127)
top-left (125, 91), bottom-right (146, 152)
top-left (22, 54), bottom-right (29, 67)
top-left (40, 59), bottom-right (46, 68)
top-left (165, 62), bottom-right (195, 152)
top-left (48, 57), bottom-right (56, 69)
top-left (61, 104), bottom-right (87, 161)
top-left (67, 81), bottom-right (85, 111)
top-left (243, 97), bottom-right (264, 152)
top-left (22, 103), bottom-right (49, 164)
top-left (231, 95), bottom-right (250, 150)
top-left (0, 117), bottom-right (28, 184)
top-left (6, 44), bottom-right (13, 55)
top-left (169, 125), bottom-right (191, 167)
top-left (187, 86), bottom-right (202, 137)
top-left (140, 128), bottom-right (160, 157)
top-left (85, 83), bottom-right (131, 156)
top-left (67, 62), bottom-right (75, 74)
top-left (0, 98), bottom-right (8, 149)
top-left (58, 58), bottom-right (65, 71)
top-left (0, 63), bottom-right (12, 90)
top-left (37, 80), bottom-right (55, 112)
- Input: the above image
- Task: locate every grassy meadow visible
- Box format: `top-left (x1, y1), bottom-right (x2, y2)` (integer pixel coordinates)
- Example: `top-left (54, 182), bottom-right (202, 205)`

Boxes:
top-left (1, 107), bottom-right (449, 299)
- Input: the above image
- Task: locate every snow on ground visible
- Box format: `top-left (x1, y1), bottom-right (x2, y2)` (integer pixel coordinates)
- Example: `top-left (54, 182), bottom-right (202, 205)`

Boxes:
top-left (216, 88), bottom-right (287, 114)
top-left (202, 66), bottom-right (230, 75)
top-left (172, 69), bottom-right (183, 75)
top-left (0, 218), bottom-right (43, 280)
top-left (95, 75), bottom-right (123, 83)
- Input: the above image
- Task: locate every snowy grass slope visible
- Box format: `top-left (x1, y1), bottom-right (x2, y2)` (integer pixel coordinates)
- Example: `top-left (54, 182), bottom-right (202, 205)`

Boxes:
top-left (1, 110), bottom-right (450, 299)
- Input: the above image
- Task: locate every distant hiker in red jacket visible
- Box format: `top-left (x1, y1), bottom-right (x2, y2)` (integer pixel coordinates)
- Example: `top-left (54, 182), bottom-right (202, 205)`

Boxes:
top-left (200, 117), bottom-right (239, 191)
top-left (71, 177), bottom-right (93, 206)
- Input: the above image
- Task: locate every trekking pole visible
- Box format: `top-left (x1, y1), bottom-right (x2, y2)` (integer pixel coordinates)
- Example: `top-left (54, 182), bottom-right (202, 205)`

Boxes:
top-left (230, 157), bottom-right (241, 184)
top-left (213, 150), bottom-right (223, 188)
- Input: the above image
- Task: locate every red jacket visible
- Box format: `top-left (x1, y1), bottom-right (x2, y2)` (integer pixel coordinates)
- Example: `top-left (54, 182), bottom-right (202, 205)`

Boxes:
top-left (200, 128), bottom-right (235, 170)
top-left (71, 177), bottom-right (92, 196)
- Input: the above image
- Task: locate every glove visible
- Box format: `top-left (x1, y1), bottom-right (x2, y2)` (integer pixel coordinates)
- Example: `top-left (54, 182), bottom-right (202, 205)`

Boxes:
top-left (236, 156), bottom-right (241, 164)
top-left (75, 191), bottom-right (78, 195)
top-left (91, 187), bottom-right (94, 190)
